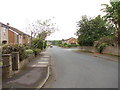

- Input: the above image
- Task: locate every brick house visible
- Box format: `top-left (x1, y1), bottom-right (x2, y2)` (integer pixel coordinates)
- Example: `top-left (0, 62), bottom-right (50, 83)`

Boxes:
top-left (62, 37), bottom-right (78, 45)
top-left (22, 34), bottom-right (31, 45)
top-left (0, 22), bottom-right (31, 45)
top-left (0, 23), bottom-right (9, 44)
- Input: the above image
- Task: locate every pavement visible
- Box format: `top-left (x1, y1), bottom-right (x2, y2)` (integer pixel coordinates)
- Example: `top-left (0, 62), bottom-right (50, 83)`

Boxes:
top-left (2, 51), bottom-right (50, 89)
top-left (44, 46), bottom-right (118, 88)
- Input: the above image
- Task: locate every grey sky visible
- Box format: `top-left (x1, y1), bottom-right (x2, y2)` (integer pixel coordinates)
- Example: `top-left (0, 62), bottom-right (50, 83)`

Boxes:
top-left (0, 0), bottom-right (110, 40)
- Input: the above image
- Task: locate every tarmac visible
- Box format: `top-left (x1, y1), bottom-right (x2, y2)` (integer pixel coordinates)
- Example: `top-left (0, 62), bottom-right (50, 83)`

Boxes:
top-left (2, 51), bottom-right (50, 89)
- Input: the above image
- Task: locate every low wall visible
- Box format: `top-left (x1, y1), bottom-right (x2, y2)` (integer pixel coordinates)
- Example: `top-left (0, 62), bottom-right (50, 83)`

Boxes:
top-left (2, 53), bottom-right (35, 79)
top-left (19, 59), bottom-right (29, 70)
top-left (79, 46), bottom-right (96, 53)
top-left (27, 54), bottom-right (35, 61)
top-left (102, 46), bottom-right (119, 56)
top-left (2, 54), bottom-right (13, 79)
top-left (18, 54), bottom-right (35, 71)
top-left (79, 46), bottom-right (119, 56)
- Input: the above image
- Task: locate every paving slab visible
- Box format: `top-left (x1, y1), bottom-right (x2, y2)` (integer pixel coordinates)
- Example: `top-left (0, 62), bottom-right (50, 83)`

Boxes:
top-left (2, 52), bottom-right (50, 89)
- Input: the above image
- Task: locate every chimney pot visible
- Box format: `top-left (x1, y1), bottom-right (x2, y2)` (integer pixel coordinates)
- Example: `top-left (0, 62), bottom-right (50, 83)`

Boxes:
top-left (7, 23), bottom-right (9, 25)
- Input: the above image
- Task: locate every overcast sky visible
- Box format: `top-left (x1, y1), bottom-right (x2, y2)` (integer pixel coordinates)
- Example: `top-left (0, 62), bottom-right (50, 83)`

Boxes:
top-left (0, 0), bottom-right (110, 40)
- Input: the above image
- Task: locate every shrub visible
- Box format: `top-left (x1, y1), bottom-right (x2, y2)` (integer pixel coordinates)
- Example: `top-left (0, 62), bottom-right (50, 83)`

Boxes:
top-left (0, 61), bottom-right (3, 66)
top-left (95, 43), bottom-right (108, 53)
top-left (23, 44), bottom-right (31, 49)
top-left (25, 49), bottom-right (34, 54)
top-left (58, 44), bottom-right (64, 47)
top-left (33, 48), bottom-right (41, 56)
top-left (64, 44), bottom-right (69, 48)
top-left (43, 41), bottom-right (47, 49)
top-left (70, 44), bottom-right (78, 47)
top-left (2, 44), bottom-right (27, 61)
top-left (32, 38), bottom-right (44, 50)
top-left (94, 36), bottom-right (117, 53)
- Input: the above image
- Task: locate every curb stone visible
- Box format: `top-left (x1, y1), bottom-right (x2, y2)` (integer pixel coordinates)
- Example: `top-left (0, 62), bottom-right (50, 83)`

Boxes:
top-left (36, 66), bottom-right (50, 90)
top-left (36, 55), bottom-right (51, 89)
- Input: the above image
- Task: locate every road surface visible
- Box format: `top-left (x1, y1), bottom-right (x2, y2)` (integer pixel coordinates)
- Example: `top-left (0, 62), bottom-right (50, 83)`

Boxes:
top-left (45, 46), bottom-right (118, 88)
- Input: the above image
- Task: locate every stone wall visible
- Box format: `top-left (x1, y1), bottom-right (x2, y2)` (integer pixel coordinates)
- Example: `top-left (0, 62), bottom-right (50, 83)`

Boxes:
top-left (2, 53), bottom-right (35, 79)
top-left (19, 59), bottom-right (29, 70)
top-left (2, 54), bottom-right (13, 79)
top-left (79, 46), bottom-right (96, 53)
top-left (79, 46), bottom-right (119, 56)
top-left (16, 54), bottom-right (35, 72)
top-left (102, 46), bottom-right (119, 56)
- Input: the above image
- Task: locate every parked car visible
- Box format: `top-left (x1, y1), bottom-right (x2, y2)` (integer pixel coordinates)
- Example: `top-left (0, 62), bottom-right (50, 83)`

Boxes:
top-left (50, 45), bottom-right (53, 48)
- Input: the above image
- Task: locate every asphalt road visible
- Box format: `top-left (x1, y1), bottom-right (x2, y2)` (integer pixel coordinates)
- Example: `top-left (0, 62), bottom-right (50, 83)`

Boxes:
top-left (45, 46), bottom-right (118, 88)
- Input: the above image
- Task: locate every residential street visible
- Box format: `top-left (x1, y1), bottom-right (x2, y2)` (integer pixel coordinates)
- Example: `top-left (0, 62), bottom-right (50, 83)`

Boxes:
top-left (44, 46), bottom-right (118, 88)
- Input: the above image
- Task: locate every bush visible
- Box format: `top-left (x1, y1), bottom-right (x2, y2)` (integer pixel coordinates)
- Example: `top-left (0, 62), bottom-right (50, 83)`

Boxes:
top-left (32, 38), bottom-right (44, 50)
top-left (95, 43), bottom-right (108, 53)
top-left (0, 61), bottom-right (3, 66)
top-left (2, 44), bottom-right (27, 61)
top-left (94, 36), bottom-right (117, 53)
top-left (69, 44), bottom-right (79, 47)
top-left (58, 44), bottom-right (64, 47)
top-left (64, 44), bottom-right (69, 48)
top-left (33, 48), bottom-right (41, 56)
top-left (23, 44), bottom-right (31, 49)
top-left (25, 49), bottom-right (34, 54)
top-left (43, 41), bottom-right (47, 49)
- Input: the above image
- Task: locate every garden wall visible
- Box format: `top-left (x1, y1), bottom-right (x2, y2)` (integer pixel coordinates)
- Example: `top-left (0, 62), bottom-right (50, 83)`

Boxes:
top-left (79, 46), bottom-right (119, 56)
top-left (19, 54), bottom-right (35, 70)
top-left (2, 53), bottom-right (35, 79)
top-left (79, 46), bottom-right (96, 53)
top-left (102, 46), bottom-right (119, 56)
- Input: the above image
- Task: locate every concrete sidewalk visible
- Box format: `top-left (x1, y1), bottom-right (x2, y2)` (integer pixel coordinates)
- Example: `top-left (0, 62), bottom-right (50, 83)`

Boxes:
top-left (2, 51), bottom-right (50, 89)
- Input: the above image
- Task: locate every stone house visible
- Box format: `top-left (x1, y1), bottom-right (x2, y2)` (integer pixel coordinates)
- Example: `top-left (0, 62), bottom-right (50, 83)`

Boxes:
top-left (0, 22), bottom-right (31, 45)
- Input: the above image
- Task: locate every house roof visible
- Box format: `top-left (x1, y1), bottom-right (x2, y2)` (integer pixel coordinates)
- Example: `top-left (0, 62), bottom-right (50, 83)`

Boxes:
top-left (62, 37), bottom-right (76, 41)
top-left (0, 22), bottom-right (30, 36)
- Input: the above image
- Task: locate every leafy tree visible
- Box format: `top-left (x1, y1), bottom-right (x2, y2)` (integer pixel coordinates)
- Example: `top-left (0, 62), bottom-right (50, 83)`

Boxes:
top-left (101, 0), bottom-right (120, 45)
top-left (32, 38), bottom-right (44, 50)
top-left (76, 15), bottom-right (115, 46)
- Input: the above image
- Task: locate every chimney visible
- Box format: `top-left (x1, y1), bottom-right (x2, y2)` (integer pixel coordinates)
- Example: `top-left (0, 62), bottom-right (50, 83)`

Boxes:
top-left (7, 23), bottom-right (10, 26)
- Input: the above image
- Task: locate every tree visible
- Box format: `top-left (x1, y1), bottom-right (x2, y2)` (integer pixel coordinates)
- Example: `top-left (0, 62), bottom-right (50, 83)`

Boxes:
top-left (76, 15), bottom-right (115, 46)
top-left (101, 0), bottom-right (120, 45)
top-left (27, 18), bottom-right (58, 48)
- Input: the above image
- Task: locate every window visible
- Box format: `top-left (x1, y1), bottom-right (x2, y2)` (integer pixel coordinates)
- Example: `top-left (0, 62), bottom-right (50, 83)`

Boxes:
top-left (2, 27), bottom-right (6, 32)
